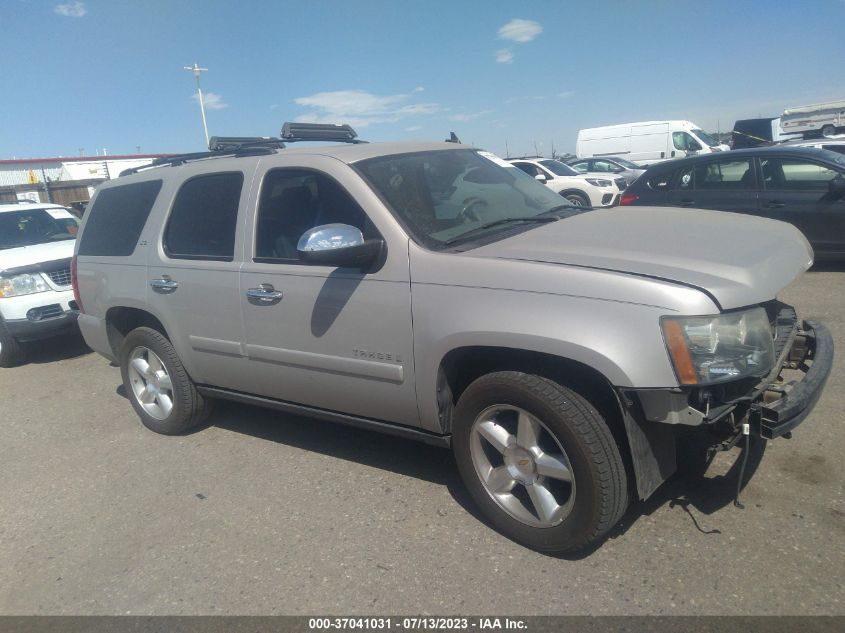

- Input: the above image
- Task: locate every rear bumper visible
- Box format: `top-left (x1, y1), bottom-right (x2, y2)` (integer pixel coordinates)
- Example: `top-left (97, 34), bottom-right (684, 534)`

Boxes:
top-left (4, 310), bottom-right (79, 342)
top-left (752, 320), bottom-right (834, 439)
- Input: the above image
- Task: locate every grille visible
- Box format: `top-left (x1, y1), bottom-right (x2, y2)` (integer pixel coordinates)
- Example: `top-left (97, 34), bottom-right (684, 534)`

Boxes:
top-left (46, 267), bottom-right (72, 287)
top-left (614, 178), bottom-right (628, 190)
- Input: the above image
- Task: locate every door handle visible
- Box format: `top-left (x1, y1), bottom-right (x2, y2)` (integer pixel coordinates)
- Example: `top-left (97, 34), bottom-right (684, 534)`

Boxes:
top-left (679, 199), bottom-right (696, 207)
top-left (764, 201), bottom-right (786, 209)
top-left (150, 277), bottom-right (179, 293)
top-left (246, 284), bottom-right (283, 305)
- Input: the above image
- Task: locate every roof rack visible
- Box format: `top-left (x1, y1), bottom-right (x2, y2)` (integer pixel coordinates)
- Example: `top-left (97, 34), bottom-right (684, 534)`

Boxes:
top-left (208, 136), bottom-right (286, 151)
top-left (281, 122), bottom-right (365, 144)
top-left (119, 122), bottom-right (364, 177)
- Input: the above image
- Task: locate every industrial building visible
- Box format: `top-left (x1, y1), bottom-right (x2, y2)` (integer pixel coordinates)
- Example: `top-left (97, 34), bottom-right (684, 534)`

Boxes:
top-left (0, 154), bottom-right (169, 208)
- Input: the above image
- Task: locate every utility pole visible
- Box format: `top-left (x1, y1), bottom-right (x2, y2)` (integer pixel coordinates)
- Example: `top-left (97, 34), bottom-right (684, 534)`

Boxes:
top-left (184, 63), bottom-right (210, 147)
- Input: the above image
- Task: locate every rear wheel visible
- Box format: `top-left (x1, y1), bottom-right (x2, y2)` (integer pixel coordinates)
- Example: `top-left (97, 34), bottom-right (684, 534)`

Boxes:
top-left (452, 371), bottom-right (628, 554)
top-left (119, 327), bottom-right (212, 434)
top-left (0, 321), bottom-right (25, 368)
top-left (562, 191), bottom-right (589, 207)
top-left (821, 124), bottom-right (836, 138)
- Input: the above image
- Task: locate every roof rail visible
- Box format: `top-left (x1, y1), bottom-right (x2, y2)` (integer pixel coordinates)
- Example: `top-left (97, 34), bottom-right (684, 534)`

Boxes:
top-left (208, 136), bottom-right (286, 151)
top-left (280, 122), bottom-right (365, 144)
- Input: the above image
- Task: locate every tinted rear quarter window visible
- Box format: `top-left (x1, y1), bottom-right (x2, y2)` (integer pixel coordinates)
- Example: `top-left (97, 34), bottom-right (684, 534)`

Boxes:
top-left (164, 172), bottom-right (244, 261)
top-left (78, 180), bottom-right (162, 256)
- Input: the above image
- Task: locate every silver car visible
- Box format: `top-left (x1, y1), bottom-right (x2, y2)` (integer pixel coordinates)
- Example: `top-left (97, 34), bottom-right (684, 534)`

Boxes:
top-left (567, 156), bottom-right (646, 187)
top-left (72, 123), bottom-right (833, 554)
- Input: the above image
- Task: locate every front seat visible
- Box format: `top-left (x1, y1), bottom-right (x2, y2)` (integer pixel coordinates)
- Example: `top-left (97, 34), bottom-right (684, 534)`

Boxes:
top-left (273, 186), bottom-right (316, 259)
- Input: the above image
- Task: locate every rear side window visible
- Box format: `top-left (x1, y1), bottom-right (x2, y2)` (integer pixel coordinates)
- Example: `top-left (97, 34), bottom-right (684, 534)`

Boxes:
top-left (693, 159), bottom-right (754, 190)
top-left (646, 169), bottom-right (674, 191)
top-left (78, 180), bottom-right (162, 256)
top-left (164, 172), bottom-right (243, 261)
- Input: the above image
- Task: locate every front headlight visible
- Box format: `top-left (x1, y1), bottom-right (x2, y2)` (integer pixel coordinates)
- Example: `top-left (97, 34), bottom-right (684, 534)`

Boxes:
top-left (585, 178), bottom-right (613, 187)
top-left (0, 273), bottom-right (50, 298)
top-left (661, 307), bottom-right (774, 385)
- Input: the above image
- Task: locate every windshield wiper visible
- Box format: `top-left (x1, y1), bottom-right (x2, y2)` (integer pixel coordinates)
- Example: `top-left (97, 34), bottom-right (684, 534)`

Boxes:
top-left (444, 216), bottom-right (557, 246)
top-left (538, 203), bottom-right (589, 216)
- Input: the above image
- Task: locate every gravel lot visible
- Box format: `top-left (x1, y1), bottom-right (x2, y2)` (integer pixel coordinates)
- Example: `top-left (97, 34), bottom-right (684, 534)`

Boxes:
top-left (1, 265), bottom-right (842, 616)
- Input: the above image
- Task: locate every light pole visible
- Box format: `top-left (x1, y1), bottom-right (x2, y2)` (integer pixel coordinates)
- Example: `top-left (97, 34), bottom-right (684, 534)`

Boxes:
top-left (184, 63), bottom-right (209, 147)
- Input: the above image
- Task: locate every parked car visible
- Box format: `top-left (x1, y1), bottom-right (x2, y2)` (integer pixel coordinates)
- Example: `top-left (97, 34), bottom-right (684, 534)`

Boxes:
top-left (730, 117), bottom-right (797, 149)
top-left (776, 137), bottom-right (845, 156)
top-left (620, 146), bottom-right (845, 259)
top-left (576, 120), bottom-right (730, 166)
top-left (565, 156), bottom-right (645, 187)
top-left (780, 100), bottom-right (845, 138)
top-left (73, 123), bottom-right (832, 554)
top-left (507, 157), bottom-right (624, 206)
top-left (0, 202), bottom-right (81, 366)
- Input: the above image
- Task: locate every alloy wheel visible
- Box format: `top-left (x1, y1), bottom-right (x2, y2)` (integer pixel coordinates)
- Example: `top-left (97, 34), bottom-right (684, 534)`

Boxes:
top-left (469, 405), bottom-right (576, 527)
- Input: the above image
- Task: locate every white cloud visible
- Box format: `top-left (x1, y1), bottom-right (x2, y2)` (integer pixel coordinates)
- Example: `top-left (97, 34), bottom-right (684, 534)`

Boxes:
top-left (496, 48), bottom-right (514, 64)
top-left (293, 89), bottom-right (441, 128)
top-left (54, 1), bottom-right (86, 17)
top-left (412, 86), bottom-right (424, 93)
top-left (405, 125), bottom-right (422, 132)
top-left (498, 19), bottom-right (542, 43)
top-left (269, 104), bottom-right (279, 110)
top-left (449, 110), bottom-right (494, 122)
top-left (193, 92), bottom-right (228, 110)
top-left (557, 91), bottom-right (575, 99)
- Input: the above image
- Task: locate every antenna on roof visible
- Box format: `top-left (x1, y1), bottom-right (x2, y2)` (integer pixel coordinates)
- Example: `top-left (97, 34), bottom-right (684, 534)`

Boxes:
top-left (445, 132), bottom-right (461, 144)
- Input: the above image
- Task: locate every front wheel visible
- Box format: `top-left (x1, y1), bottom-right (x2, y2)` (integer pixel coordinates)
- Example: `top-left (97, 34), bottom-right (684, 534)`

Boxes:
top-left (0, 321), bottom-right (25, 368)
top-left (119, 327), bottom-right (212, 435)
top-left (562, 191), bottom-right (589, 207)
top-left (821, 124), bottom-right (836, 138)
top-left (452, 372), bottom-right (628, 554)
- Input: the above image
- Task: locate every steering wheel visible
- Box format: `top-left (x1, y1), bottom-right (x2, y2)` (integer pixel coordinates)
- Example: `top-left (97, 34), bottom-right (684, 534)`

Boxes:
top-left (458, 197), bottom-right (489, 223)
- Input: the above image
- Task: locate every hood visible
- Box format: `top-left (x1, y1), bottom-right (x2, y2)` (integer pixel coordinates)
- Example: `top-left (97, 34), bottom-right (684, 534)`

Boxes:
top-left (469, 206), bottom-right (813, 310)
top-left (0, 240), bottom-right (75, 275)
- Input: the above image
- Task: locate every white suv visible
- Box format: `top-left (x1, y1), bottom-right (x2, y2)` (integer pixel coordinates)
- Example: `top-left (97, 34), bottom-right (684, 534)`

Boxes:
top-left (0, 202), bottom-right (81, 366)
top-left (508, 158), bottom-right (625, 207)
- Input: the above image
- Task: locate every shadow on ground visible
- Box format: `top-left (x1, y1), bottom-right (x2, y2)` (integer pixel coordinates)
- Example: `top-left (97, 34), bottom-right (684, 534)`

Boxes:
top-left (22, 329), bottom-right (92, 365)
top-left (199, 399), bottom-right (763, 558)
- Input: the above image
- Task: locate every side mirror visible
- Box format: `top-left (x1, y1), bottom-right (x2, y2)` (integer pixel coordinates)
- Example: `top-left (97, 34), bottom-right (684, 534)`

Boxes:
top-left (297, 224), bottom-right (384, 267)
top-left (688, 142), bottom-right (703, 152)
top-left (534, 174), bottom-right (547, 183)
top-left (613, 167), bottom-right (624, 173)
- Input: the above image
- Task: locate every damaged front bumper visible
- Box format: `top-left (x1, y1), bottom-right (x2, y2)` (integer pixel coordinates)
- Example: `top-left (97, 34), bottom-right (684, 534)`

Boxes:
top-left (616, 307), bottom-right (833, 501)
top-left (632, 308), bottom-right (834, 440)
top-left (753, 319), bottom-right (833, 439)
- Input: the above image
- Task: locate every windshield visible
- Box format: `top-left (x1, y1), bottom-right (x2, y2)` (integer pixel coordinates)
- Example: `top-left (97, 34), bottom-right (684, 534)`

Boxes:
top-left (356, 149), bottom-right (586, 250)
top-left (692, 129), bottom-right (720, 147)
top-left (539, 160), bottom-right (579, 176)
top-left (0, 208), bottom-right (79, 250)
top-left (612, 157), bottom-right (640, 169)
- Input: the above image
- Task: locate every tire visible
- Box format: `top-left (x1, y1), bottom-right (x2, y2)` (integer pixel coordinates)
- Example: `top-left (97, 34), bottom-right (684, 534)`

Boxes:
top-left (821, 124), bottom-right (836, 138)
top-left (0, 321), bottom-right (25, 368)
top-left (119, 326), bottom-right (212, 435)
top-left (562, 191), bottom-right (589, 207)
top-left (452, 371), bottom-right (628, 554)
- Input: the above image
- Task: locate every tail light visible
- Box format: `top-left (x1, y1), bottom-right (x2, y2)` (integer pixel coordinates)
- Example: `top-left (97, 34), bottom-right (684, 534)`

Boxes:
top-left (620, 193), bottom-right (639, 206)
top-left (70, 255), bottom-right (84, 313)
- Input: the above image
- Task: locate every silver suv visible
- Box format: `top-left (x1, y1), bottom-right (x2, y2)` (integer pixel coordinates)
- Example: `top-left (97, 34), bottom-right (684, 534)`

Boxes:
top-left (73, 123), bottom-right (833, 553)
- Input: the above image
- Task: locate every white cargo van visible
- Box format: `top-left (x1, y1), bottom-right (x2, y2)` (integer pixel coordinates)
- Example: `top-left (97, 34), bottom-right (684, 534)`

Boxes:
top-left (780, 100), bottom-right (845, 138)
top-left (576, 120), bottom-right (729, 166)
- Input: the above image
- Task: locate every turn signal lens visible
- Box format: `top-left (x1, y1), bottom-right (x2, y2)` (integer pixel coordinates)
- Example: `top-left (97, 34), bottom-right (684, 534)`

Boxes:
top-left (661, 319), bottom-right (698, 384)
